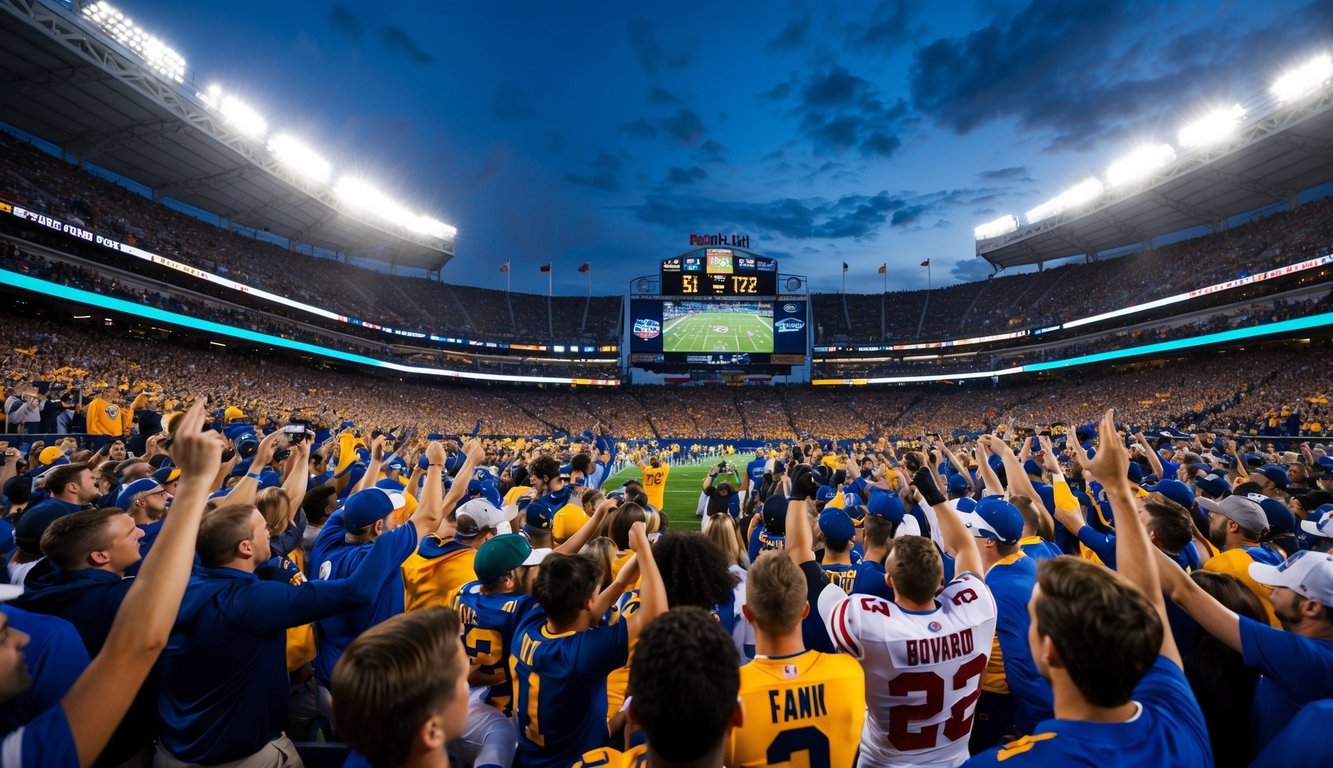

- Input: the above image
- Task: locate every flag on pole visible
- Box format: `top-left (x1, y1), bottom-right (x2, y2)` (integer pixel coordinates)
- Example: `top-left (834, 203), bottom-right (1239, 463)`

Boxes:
top-left (499, 261), bottom-right (510, 273)
top-left (842, 262), bottom-right (849, 272)
top-left (577, 262), bottom-right (590, 273)
top-left (878, 264), bottom-right (887, 274)
top-left (920, 259), bottom-right (931, 267)
top-left (539, 263), bottom-right (552, 273)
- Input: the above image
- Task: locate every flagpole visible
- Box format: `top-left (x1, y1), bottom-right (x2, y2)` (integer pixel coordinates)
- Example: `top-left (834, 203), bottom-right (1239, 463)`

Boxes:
top-left (928, 260), bottom-right (932, 291)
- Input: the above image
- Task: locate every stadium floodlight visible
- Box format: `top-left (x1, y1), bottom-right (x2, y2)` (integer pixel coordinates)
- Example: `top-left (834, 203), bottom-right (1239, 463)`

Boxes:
top-left (1024, 178), bottom-right (1104, 224)
top-left (81, 1), bottom-right (186, 84)
top-left (1271, 53), bottom-right (1333, 103)
top-left (268, 134), bottom-right (332, 185)
top-left (335, 177), bottom-right (455, 240)
top-left (198, 85), bottom-right (268, 139)
top-left (1177, 104), bottom-right (1245, 148)
top-left (1106, 143), bottom-right (1176, 187)
top-left (973, 214), bottom-right (1020, 240)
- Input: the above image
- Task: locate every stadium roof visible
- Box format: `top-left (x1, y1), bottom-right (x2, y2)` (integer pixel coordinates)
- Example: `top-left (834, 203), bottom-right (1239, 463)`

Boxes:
top-left (0, 0), bottom-right (454, 271)
top-left (976, 73), bottom-right (1333, 270)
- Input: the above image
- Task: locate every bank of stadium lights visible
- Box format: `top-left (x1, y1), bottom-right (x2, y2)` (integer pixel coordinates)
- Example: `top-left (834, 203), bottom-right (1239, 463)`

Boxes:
top-left (973, 215), bottom-right (1020, 240)
top-left (1024, 178), bottom-right (1104, 225)
top-left (267, 134), bottom-right (332, 185)
top-left (1272, 53), bottom-right (1333, 103)
top-left (81, 1), bottom-right (186, 84)
top-left (198, 85), bottom-right (268, 139)
top-left (334, 177), bottom-right (457, 240)
top-left (1105, 143), bottom-right (1177, 188)
top-left (1177, 105), bottom-right (1246, 149)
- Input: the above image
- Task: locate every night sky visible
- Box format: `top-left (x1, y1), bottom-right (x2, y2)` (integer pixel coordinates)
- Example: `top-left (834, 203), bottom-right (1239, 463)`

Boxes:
top-left (107, 1), bottom-right (1333, 294)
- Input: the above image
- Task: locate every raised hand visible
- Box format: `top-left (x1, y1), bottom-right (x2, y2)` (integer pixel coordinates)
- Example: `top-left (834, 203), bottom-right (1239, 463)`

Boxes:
top-left (1085, 409), bottom-right (1129, 484)
top-left (169, 398), bottom-right (226, 479)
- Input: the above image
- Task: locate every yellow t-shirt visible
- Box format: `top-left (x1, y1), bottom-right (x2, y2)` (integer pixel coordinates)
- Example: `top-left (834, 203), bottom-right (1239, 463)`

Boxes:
top-left (726, 650), bottom-right (866, 768)
top-left (641, 464), bottom-right (669, 509)
top-left (401, 536), bottom-right (477, 612)
top-left (1204, 548), bottom-right (1280, 627)
top-left (573, 744), bottom-right (647, 768)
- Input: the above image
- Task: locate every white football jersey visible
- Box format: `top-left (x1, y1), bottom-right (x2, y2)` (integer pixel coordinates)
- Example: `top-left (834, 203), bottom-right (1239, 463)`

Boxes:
top-left (817, 571), bottom-right (997, 768)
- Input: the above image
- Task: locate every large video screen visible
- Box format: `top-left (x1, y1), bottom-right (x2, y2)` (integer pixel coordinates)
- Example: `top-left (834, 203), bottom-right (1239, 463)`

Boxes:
top-left (663, 300), bottom-right (773, 353)
top-left (660, 250), bottom-right (778, 296)
top-left (630, 298), bottom-right (808, 368)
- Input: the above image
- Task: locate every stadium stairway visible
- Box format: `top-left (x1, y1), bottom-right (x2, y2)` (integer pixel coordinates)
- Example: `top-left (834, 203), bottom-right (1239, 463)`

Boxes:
top-left (958, 279), bottom-right (993, 332)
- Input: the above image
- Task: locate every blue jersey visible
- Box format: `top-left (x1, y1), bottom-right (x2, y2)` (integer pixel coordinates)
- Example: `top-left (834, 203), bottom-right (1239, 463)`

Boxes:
top-left (747, 523), bottom-right (784, 563)
top-left (746, 458), bottom-right (766, 493)
top-left (1239, 615), bottom-right (1333, 750)
top-left (454, 582), bottom-right (537, 716)
top-left (1251, 699), bottom-right (1333, 768)
top-left (0, 606), bottom-right (88, 734)
top-left (964, 657), bottom-right (1210, 767)
top-left (0, 702), bottom-right (78, 767)
top-left (821, 563), bottom-right (858, 593)
top-left (985, 553), bottom-right (1053, 735)
top-left (849, 559), bottom-right (894, 600)
top-left (312, 516), bottom-right (420, 688)
top-left (513, 608), bottom-right (630, 768)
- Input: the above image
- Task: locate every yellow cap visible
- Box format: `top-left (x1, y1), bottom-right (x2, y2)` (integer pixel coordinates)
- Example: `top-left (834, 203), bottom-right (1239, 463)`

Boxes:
top-left (39, 446), bottom-right (65, 465)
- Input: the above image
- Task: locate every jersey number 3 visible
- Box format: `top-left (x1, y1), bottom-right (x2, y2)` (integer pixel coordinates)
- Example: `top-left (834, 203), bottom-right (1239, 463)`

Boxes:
top-left (766, 726), bottom-right (830, 768)
top-left (886, 655), bottom-right (986, 751)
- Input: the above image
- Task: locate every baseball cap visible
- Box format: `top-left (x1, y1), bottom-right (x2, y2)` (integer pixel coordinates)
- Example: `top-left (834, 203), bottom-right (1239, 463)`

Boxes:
top-left (1022, 459), bottom-right (1043, 478)
top-left (1144, 479), bottom-right (1195, 511)
top-left (1257, 465), bottom-right (1290, 490)
top-left (1299, 504), bottom-right (1333, 540)
top-left (866, 489), bottom-right (906, 524)
top-left (963, 497), bottom-right (1023, 545)
top-left (386, 456), bottom-right (408, 473)
top-left (760, 494), bottom-right (787, 535)
top-left (817, 507), bottom-right (855, 546)
top-left (524, 547), bottom-right (552, 567)
top-left (1197, 495), bottom-right (1268, 533)
top-left (1126, 463), bottom-right (1145, 485)
top-left (151, 466), bottom-right (181, 485)
top-left (224, 406), bottom-right (246, 421)
top-left (473, 534), bottom-right (532, 582)
top-left (522, 499), bottom-right (554, 534)
top-left (38, 446), bottom-right (65, 467)
top-left (815, 486), bottom-right (837, 504)
top-left (1195, 474), bottom-right (1232, 498)
top-left (115, 477), bottom-right (163, 511)
top-left (1250, 550), bottom-right (1333, 607)
top-left (1251, 494), bottom-right (1296, 534)
top-left (375, 479), bottom-right (416, 517)
top-left (15, 502), bottom-right (76, 555)
top-left (343, 488), bottom-right (398, 530)
top-left (947, 474), bottom-right (970, 495)
top-left (456, 499), bottom-right (507, 539)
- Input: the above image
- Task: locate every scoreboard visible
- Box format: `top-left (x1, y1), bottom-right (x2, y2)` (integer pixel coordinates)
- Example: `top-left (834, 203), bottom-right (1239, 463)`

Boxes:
top-left (660, 250), bottom-right (778, 296)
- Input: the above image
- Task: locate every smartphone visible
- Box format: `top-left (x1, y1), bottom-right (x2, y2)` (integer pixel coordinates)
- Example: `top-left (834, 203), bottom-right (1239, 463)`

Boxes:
top-left (283, 424), bottom-right (307, 444)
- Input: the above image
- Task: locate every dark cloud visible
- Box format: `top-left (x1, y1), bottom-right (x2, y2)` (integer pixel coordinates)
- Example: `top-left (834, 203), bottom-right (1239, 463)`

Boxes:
top-left (908, 0), bottom-right (1333, 150)
top-left (665, 166), bottom-right (707, 186)
top-left (564, 152), bottom-right (621, 192)
top-left (950, 258), bottom-right (998, 282)
top-left (633, 191), bottom-right (923, 240)
top-left (766, 13), bottom-right (811, 52)
top-left (328, 5), bottom-right (363, 40)
top-left (698, 139), bottom-right (727, 163)
top-left (619, 119), bottom-right (659, 140)
top-left (846, 0), bottom-right (920, 51)
top-left (891, 205), bottom-right (929, 227)
top-left (659, 109), bottom-right (708, 146)
top-left (977, 166), bottom-right (1034, 183)
top-left (789, 66), bottom-right (912, 157)
top-left (380, 25), bottom-right (436, 67)
top-left (647, 87), bottom-right (684, 105)
top-left (859, 132), bottom-right (902, 158)
top-left (626, 18), bottom-right (693, 77)
top-left (490, 83), bottom-right (534, 122)
top-left (758, 82), bottom-right (793, 101)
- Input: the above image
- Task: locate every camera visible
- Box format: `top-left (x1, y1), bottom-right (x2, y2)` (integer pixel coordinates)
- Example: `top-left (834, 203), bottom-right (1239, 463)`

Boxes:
top-left (283, 424), bottom-right (308, 444)
top-left (716, 461), bottom-right (734, 473)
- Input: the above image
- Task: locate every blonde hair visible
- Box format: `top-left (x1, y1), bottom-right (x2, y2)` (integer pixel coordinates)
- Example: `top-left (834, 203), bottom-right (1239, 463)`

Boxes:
top-left (703, 514), bottom-right (745, 568)
top-left (580, 536), bottom-right (617, 591)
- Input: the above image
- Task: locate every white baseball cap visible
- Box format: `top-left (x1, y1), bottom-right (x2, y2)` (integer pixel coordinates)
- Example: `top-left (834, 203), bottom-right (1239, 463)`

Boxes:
top-left (1250, 550), bottom-right (1333, 607)
top-left (523, 547), bottom-right (552, 567)
top-left (455, 499), bottom-right (508, 538)
top-left (1300, 507), bottom-right (1333, 540)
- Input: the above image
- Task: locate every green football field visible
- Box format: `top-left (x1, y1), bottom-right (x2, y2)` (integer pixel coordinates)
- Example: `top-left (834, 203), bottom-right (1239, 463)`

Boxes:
top-left (603, 456), bottom-right (755, 530)
top-left (662, 311), bottom-right (773, 353)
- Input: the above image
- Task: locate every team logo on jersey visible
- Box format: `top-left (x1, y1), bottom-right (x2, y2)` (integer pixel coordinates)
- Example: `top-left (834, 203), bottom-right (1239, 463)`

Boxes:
top-left (783, 664), bottom-right (798, 679)
top-left (775, 318), bottom-right (805, 333)
top-left (105, 404), bottom-right (120, 419)
top-left (928, 621), bottom-right (943, 632)
top-left (633, 318), bottom-right (661, 340)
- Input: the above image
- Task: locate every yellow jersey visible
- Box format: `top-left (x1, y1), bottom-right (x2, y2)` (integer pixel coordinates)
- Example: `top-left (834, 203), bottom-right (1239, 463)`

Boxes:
top-left (573, 744), bottom-right (647, 768)
top-left (1204, 548), bottom-right (1281, 627)
top-left (401, 536), bottom-right (477, 612)
top-left (726, 650), bottom-right (866, 768)
top-left (552, 503), bottom-right (591, 543)
top-left (641, 464), bottom-right (669, 509)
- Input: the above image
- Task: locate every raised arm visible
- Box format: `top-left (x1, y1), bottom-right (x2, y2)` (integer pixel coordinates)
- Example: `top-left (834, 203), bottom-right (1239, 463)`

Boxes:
top-left (1086, 409), bottom-right (1181, 666)
top-left (1134, 432), bottom-right (1166, 481)
top-left (1155, 547), bottom-right (1241, 653)
top-left (625, 522), bottom-right (666, 644)
top-left (227, 429), bottom-right (282, 507)
top-left (61, 397), bottom-right (222, 768)
top-left (974, 441), bottom-right (1004, 496)
top-left (784, 464), bottom-right (819, 564)
top-left (279, 436), bottom-right (312, 526)
top-left (411, 441), bottom-right (447, 537)
top-left (913, 465), bottom-right (982, 578)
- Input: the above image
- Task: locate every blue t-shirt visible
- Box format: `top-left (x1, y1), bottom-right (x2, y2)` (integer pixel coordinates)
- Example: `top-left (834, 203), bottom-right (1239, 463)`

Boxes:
top-left (0, 701), bottom-right (78, 767)
top-left (849, 559), bottom-right (894, 601)
top-left (312, 519), bottom-right (420, 688)
top-left (964, 657), bottom-right (1210, 767)
top-left (986, 554), bottom-right (1053, 735)
top-left (455, 582), bottom-right (537, 716)
top-left (746, 523), bottom-right (784, 563)
top-left (746, 458), bottom-right (766, 494)
top-left (513, 608), bottom-right (630, 768)
top-left (0, 606), bottom-right (88, 734)
top-left (1250, 699), bottom-right (1333, 768)
top-left (1239, 615), bottom-right (1333, 750)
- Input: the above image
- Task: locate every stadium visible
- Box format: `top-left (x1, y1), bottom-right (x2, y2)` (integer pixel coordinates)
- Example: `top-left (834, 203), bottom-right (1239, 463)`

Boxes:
top-left (0, 2), bottom-right (1331, 767)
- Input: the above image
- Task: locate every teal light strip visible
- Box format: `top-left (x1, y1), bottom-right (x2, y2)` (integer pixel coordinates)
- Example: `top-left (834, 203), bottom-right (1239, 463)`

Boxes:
top-left (0, 269), bottom-right (611, 385)
top-left (1023, 312), bottom-right (1333, 372)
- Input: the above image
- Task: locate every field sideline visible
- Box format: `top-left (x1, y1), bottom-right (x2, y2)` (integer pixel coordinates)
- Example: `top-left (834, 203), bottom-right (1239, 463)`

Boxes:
top-left (602, 456), bottom-right (755, 531)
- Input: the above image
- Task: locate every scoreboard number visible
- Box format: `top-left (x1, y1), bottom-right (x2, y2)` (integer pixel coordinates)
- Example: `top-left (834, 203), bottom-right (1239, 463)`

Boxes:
top-left (731, 275), bottom-right (757, 294)
top-left (683, 274), bottom-right (699, 293)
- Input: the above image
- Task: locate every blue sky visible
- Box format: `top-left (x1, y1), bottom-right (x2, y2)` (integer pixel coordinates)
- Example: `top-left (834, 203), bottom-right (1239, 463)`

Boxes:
top-left (112, 0), bottom-right (1333, 293)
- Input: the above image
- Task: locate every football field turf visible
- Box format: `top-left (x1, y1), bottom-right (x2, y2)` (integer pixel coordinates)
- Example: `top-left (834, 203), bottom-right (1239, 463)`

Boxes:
top-left (603, 456), bottom-right (755, 531)
top-left (662, 312), bottom-right (773, 353)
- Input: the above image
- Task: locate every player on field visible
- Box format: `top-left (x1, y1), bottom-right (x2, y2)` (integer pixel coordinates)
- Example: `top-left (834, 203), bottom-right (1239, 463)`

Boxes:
top-left (964, 410), bottom-right (1211, 767)
top-left (787, 457), bottom-right (996, 768)
top-left (634, 451), bottom-right (669, 512)
top-left (726, 550), bottom-right (865, 767)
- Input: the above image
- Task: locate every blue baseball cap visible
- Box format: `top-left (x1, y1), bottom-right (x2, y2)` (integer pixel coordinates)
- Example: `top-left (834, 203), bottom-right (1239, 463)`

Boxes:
top-left (866, 489), bottom-right (907, 525)
top-left (947, 474), bottom-right (970, 495)
top-left (761, 494), bottom-right (788, 535)
top-left (1257, 465), bottom-right (1289, 490)
top-left (963, 497), bottom-right (1023, 545)
top-left (1251, 494), bottom-right (1296, 535)
top-left (1195, 474), bottom-right (1232, 498)
top-left (1022, 460), bottom-right (1043, 478)
top-left (343, 488), bottom-right (398, 530)
top-left (523, 499), bottom-right (555, 534)
top-left (817, 507), bottom-right (855, 546)
top-left (116, 477), bottom-right (163, 511)
top-left (1144, 479), bottom-right (1195, 511)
